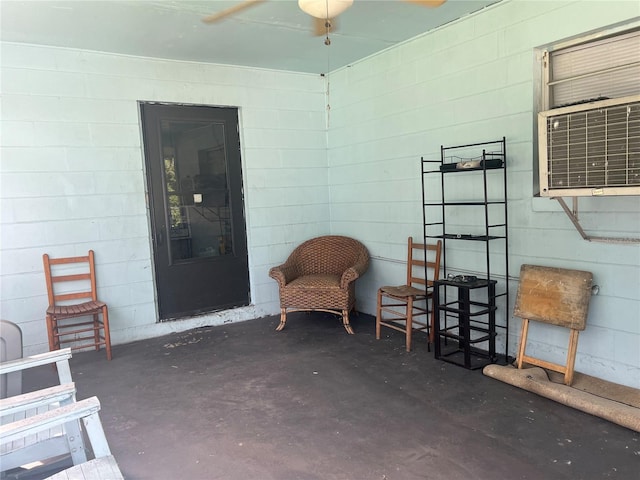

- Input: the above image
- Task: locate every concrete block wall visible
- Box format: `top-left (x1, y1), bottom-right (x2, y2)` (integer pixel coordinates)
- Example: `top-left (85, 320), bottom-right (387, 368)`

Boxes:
top-left (327, 0), bottom-right (640, 387)
top-left (1, 0), bottom-right (638, 389)
top-left (0, 43), bottom-right (327, 354)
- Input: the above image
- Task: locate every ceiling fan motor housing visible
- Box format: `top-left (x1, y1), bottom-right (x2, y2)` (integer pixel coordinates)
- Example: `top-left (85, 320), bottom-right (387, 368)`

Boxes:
top-left (298, 0), bottom-right (354, 19)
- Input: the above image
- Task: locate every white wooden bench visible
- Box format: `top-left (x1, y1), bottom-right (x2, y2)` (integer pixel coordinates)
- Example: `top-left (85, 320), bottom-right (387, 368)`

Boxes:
top-left (1, 396), bottom-right (123, 479)
top-left (0, 349), bottom-right (87, 472)
top-left (0, 348), bottom-right (123, 479)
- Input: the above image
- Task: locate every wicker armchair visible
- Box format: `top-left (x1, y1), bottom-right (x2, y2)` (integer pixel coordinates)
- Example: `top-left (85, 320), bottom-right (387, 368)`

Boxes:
top-left (269, 235), bottom-right (370, 334)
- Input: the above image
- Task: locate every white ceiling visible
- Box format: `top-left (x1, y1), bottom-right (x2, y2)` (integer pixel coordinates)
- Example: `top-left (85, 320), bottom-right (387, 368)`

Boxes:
top-left (1, 0), bottom-right (499, 74)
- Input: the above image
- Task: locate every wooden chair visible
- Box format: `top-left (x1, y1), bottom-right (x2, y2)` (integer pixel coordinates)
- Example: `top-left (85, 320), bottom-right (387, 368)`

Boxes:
top-left (43, 251), bottom-right (112, 360)
top-left (269, 236), bottom-right (370, 334)
top-left (376, 238), bottom-right (442, 352)
top-left (514, 264), bottom-right (593, 386)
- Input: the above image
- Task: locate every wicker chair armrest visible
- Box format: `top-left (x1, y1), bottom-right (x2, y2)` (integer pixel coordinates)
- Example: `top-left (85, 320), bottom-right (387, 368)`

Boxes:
top-left (269, 263), bottom-right (300, 287)
top-left (339, 253), bottom-right (369, 289)
top-left (339, 267), bottom-right (360, 289)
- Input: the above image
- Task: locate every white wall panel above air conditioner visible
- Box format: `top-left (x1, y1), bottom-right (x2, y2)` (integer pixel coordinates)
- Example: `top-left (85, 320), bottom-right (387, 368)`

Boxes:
top-left (538, 95), bottom-right (640, 197)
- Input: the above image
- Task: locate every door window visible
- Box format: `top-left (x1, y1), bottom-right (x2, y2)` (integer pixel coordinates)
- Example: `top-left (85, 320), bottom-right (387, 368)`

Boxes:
top-left (161, 121), bottom-right (233, 262)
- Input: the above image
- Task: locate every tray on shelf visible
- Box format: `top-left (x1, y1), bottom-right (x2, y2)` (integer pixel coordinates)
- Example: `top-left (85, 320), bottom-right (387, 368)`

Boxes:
top-left (439, 158), bottom-right (503, 172)
top-left (440, 233), bottom-right (502, 241)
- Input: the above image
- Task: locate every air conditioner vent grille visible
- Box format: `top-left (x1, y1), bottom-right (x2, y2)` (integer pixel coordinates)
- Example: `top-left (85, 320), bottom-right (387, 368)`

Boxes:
top-left (543, 98), bottom-right (640, 194)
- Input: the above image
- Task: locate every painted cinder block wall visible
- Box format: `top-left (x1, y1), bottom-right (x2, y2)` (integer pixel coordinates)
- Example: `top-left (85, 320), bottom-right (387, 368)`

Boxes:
top-left (329, 0), bottom-right (640, 388)
top-left (0, 45), bottom-right (328, 351)
top-left (1, 0), bottom-right (638, 389)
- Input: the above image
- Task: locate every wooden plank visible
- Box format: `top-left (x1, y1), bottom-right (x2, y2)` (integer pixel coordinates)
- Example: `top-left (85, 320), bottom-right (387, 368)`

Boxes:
top-left (0, 397), bottom-right (100, 444)
top-left (46, 456), bottom-right (124, 480)
top-left (0, 349), bottom-right (72, 375)
top-left (0, 383), bottom-right (75, 417)
top-left (513, 264), bottom-right (592, 330)
top-left (521, 354), bottom-right (568, 374)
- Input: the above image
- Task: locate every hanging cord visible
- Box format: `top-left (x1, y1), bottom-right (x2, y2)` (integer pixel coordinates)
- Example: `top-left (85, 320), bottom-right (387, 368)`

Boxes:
top-left (326, 66), bottom-right (331, 127)
top-left (324, 0), bottom-right (331, 126)
top-left (324, 0), bottom-right (331, 45)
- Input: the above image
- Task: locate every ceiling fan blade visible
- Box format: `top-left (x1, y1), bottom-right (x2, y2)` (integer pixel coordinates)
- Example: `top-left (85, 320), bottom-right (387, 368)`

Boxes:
top-left (312, 17), bottom-right (337, 36)
top-left (402, 0), bottom-right (447, 7)
top-left (202, 0), bottom-right (267, 23)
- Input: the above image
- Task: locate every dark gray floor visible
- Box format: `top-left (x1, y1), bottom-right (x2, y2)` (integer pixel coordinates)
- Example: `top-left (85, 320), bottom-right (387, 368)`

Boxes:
top-left (21, 313), bottom-right (640, 480)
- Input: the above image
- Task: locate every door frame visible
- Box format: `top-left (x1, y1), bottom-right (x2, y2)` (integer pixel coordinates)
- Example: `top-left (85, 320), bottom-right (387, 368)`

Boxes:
top-left (139, 101), bottom-right (251, 321)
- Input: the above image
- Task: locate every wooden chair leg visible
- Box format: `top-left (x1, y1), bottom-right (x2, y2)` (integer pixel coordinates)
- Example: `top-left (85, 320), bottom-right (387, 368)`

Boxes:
top-left (93, 314), bottom-right (100, 351)
top-left (276, 308), bottom-right (287, 331)
top-left (405, 298), bottom-right (413, 352)
top-left (375, 289), bottom-right (383, 340)
top-left (102, 306), bottom-right (112, 361)
top-left (516, 318), bottom-right (530, 369)
top-left (46, 314), bottom-right (56, 352)
top-left (564, 329), bottom-right (580, 386)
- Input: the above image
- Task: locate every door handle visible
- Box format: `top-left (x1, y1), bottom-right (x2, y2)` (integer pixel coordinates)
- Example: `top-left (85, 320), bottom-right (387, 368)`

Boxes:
top-left (157, 229), bottom-right (164, 247)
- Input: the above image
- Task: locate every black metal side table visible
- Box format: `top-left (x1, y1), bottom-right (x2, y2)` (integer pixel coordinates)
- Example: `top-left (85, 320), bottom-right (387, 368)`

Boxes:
top-left (433, 278), bottom-right (498, 369)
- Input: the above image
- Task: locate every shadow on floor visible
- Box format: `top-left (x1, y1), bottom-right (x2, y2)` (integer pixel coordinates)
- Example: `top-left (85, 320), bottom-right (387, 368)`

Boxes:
top-left (21, 312), bottom-right (640, 480)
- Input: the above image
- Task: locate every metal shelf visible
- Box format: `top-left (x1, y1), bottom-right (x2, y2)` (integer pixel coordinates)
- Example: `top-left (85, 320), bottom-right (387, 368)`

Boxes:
top-left (421, 137), bottom-right (510, 369)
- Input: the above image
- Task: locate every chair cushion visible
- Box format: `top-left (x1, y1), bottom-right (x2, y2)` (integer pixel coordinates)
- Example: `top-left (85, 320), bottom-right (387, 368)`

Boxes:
top-left (287, 274), bottom-right (341, 290)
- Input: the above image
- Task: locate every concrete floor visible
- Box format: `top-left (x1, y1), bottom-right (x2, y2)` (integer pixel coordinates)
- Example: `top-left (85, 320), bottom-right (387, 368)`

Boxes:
top-left (20, 313), bottom-right (640, 480)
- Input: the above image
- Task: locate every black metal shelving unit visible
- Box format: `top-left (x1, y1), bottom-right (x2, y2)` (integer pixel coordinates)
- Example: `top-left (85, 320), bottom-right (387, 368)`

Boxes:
top-left (421, 138), bottom-right (509, 369)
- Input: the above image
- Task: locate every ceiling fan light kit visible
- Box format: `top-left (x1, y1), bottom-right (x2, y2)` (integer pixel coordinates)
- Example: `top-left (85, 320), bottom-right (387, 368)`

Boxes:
top-left (298, 0), bottom-right (354, 19)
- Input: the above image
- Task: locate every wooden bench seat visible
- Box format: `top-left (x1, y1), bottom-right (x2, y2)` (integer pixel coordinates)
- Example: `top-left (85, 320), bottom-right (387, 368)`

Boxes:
top-left (46, 455), bottom-right (124, 480)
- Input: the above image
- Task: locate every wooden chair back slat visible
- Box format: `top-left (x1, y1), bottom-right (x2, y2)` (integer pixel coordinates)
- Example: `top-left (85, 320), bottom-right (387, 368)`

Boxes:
top-left (55, 292), bottom-right (94, 302)
top-left (52, 273), bottom-right (91, 283)
top-left (48, 255), bottom-right (90, 265)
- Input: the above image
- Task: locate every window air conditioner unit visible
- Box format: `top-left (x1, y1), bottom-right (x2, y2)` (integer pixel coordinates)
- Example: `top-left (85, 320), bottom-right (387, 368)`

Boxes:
top-left (538, 94), bottom-right (640, 197)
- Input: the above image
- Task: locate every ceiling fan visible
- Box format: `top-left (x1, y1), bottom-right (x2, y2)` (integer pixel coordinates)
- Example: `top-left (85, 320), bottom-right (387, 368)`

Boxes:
top-left (202, 0), bottom-right (447, 37)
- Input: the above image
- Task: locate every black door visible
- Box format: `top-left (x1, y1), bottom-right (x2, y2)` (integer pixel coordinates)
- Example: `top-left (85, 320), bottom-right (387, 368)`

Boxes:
top-left (141, 103), bottom-right (249, 320)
